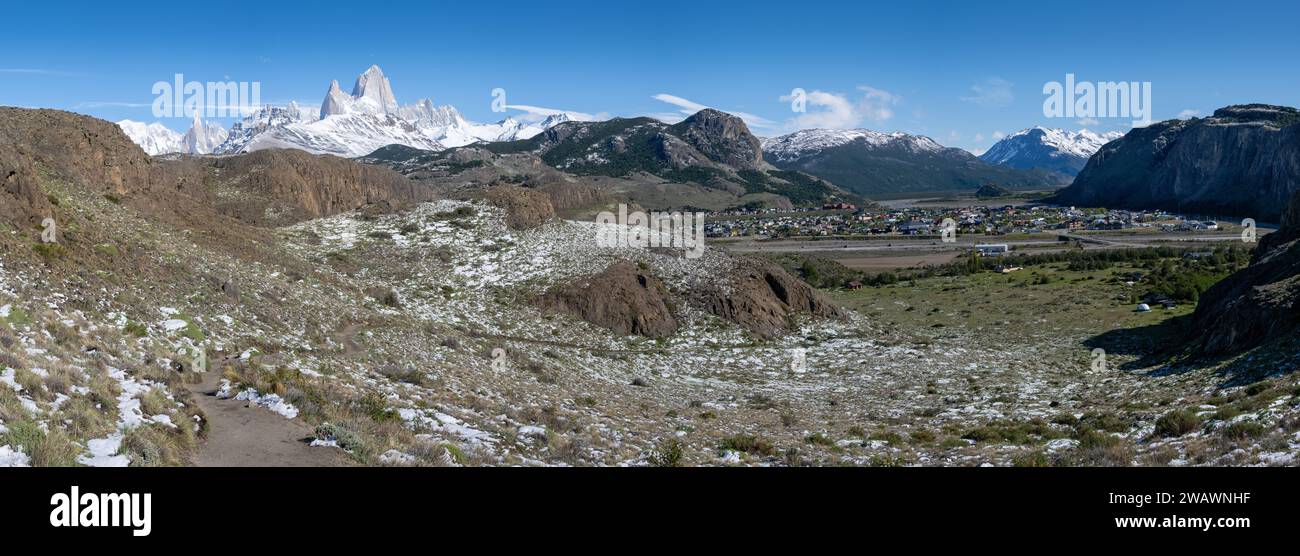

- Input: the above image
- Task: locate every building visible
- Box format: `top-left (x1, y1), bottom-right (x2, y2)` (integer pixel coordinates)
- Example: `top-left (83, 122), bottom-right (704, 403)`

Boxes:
top-left (898, 221), bottom-right (932, 235)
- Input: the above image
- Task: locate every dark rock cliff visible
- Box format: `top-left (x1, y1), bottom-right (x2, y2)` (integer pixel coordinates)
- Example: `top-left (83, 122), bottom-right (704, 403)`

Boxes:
top-left (1056, 104), bottom-right (1300, 222)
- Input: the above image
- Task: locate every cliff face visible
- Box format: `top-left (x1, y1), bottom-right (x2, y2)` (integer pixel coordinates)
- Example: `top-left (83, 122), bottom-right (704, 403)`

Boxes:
top-left (1191, 189), bottom-right (1300, 355)
top-left (1055, 105), bottom-right (1300, 222)
top-left (199, 149), bottom-right (435, 227)
top-left (0, 108), bottom-right (154, 228)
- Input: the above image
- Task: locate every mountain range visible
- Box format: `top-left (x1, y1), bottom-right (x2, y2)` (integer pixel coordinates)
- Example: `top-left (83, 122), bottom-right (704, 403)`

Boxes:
top-left (117, 65), bottom-right (585, 158)
top-left (366, 108), bottom-right (859, 212)
top-left (111, 65), bottom-right (1141, 199)
top-left (979, 127), bottom-right (1122, 177)
top-left (760, 128), bottom-right (1065, 196)
top-left (118, 113), bottom-right (229, 156)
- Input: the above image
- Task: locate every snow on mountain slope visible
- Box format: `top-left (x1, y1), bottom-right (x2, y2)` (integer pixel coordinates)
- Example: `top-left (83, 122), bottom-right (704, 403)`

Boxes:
top-left (117, 65), bottom-right (596, 158)
top-left (215, 102), bottom-right (319, 155)
top-left (761, 128), bottom-right (945, 161)
top-left (980, 127), bottom-right (1123, 176)
top-left (243, 112), bottom-right (446, 158)
top-left (116, 120), bottom-right (183, 156)
top-left (118, 116), bottom-right (227, 155)
top-left (211, 65), bottom-right (587, 158)
top-left (180, 113), bottom-right (228, 155)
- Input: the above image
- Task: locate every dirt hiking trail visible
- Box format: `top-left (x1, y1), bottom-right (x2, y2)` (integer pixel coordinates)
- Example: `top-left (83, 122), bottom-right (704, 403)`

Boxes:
top-left (189, 371), bottom-right (350, 467)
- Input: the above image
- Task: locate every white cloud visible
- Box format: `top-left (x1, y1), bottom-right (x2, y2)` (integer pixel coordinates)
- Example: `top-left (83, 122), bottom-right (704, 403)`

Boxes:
top-left (0, 68), bottom-right (84, 76)
top-left (960, 77), bottom-right (1014, 107)
top-left (1076, 117), bottom-right (1100, 127)
top-left (992, 130), bottom-right (1006, 140)
top-left (773, 86), bottom-right (900, 132)
top-left (1177, 109), bottom-right (1201, 119)
top-left (71, 101), bottom-right (152, 109)
top-left (650, 93), bottom-right (775, 129)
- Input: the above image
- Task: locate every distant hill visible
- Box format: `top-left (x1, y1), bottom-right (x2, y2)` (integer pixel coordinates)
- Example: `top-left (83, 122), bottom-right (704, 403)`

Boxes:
top-left (975, 183), bottom-right (1012, 198)
top-left (367, 109), bottom-right (864, 211)
top-left (761, 128), bottom-right (1063, 196)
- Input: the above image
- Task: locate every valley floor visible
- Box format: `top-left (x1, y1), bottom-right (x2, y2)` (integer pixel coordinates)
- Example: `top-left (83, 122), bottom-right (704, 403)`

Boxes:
top-left (2, 188), bottom-right (1298, 467)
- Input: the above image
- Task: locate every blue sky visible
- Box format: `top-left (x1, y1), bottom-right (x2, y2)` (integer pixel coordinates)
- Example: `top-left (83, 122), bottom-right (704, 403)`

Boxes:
top-left (3, 0), bottom-right (1298, 153)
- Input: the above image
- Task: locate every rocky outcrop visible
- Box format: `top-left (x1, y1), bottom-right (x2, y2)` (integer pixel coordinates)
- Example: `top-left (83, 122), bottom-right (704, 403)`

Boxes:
top-left (201, 148), bottom-right (434, 226)
top-left (0, 108), bottom-right (435, 233)
top-left (0, 108), bottom-right (155, 229)
top-left (535, 182), bottom-right (615, 216)
top-left (539, 256), bottom-right (841, 341)
top-left (668, 109), bottom-right (763, 170)
top-left (0, 137), bottom-right (56, 229)
top-left (539, 261), bottom-right (678, 338)
top-left (473, 186), bottom-right (556, 229)
top-left (1055, 104), bottom-right (1300, 222)
top-left (1191, 190), bottom-right (1300, 355)
top-left (692, 258), bottom-right (843, 339)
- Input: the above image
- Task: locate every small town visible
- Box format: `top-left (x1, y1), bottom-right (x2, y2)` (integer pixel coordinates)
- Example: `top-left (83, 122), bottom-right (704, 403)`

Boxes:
top-left (704, 202), bottom-right (1233, 239)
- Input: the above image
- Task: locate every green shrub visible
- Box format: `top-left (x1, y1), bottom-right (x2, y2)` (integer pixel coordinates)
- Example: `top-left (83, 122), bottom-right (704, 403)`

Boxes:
top-left (648, 438), bottom-right (683, 467)
top-left (1154, 409), bottom-right (1200, 438)
top-left (1220, 421), bottom-right (1266, 440)
top-left (720, 434), bottom-right (776, 456)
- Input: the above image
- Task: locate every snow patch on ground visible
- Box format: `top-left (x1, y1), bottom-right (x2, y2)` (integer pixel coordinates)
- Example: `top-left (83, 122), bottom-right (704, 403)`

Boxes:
top-left (0, 445), bottom-right (30, 467)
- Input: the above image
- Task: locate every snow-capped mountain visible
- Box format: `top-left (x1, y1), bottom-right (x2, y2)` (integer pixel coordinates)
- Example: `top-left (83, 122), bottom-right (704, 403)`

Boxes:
top-left (761, 128), bottom-right (1061, 195)
top-left (761, 128), bottom-right (945, 162)
top-left (215, 101), bottom-right (319, 155)
top-left (212, 65), bottom-right (587, 158)
top-left (980, 127), bottom-right (1123, 176)
top-left (180, 113), bottom-right (228, 155)
top-left (116, 120), bottom-right (183, 156)
top-left (117, 115), bottom-right (226, 155)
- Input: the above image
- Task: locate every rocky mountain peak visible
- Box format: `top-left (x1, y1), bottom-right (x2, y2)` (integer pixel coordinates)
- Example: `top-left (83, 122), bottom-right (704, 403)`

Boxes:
top-left (350, 65), bottom-right (400, 115)
top-left (671, 108), bottom-right (763, 170)
top-left (320, 79), bottom-right (351, 118)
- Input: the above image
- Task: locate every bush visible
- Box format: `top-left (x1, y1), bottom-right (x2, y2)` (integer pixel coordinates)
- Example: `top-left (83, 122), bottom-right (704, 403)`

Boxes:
top-left (720, 434), bottom-right (776, 456)
top-left (1012, 451), bottom-right (1052, 467)
top-left (1154, 409), bottom-right (1200, 438)
top-left (648, 438), bottom-right (683, 467)
top-left (1220, 421), bottom-right (1266, 440)
top-left (357, 393), bottom-right (400, 423)
top-left (804, 432), bottom-right (835, 446)
top-left (315, 422), bottom-right (365, 453)
top-left (123, 321), bottom-right (147, 337)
